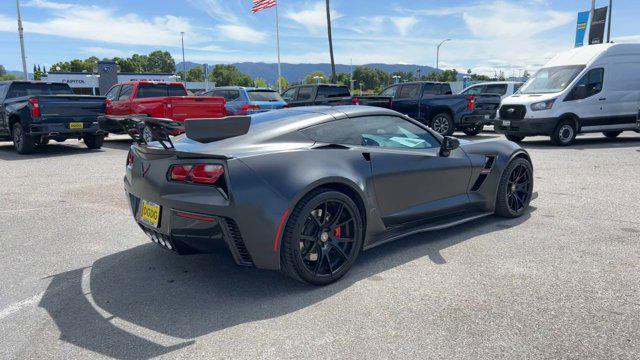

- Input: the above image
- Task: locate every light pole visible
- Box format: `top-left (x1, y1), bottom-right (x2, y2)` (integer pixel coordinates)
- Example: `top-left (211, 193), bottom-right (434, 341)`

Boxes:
top-left (313, 76), bottom-right (323, 85)
top-left (436, 38), bottom-right (451, 71)
top-left (325, 0), bottom-right (336, 82)
top-left (16, 0), bottom-right (28, 80)
top-left (392, 75), bottom-right (401, 84)
top-left (606, 0), bottom-right (612, 43)
top-left (181, 32), bottom-right (186, 83)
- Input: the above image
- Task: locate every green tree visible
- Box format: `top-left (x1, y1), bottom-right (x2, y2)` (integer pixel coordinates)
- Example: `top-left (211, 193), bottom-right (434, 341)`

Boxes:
top-left (352, 66), bottom-right (385, 90)
top-left (522, 70), bottom-right (531, 79)
top-left (391, 71), bottom-right (414, 84)
top-left (146, 51), bottom-right (175, 73)
top-left (304, 71), bottom-right (328, 84)
top-left (0, 65), bottom-right (6, 76)
top-left (254, 77), bottom-right (267, 87)
top-left (335, 72), bottom-right (351, 87)
top-left (208, 64), bottom-right (253, 86)
top-left (276, 76), bottom-right (288, 91)
top-left (33, 64), bottom-right (44, 80)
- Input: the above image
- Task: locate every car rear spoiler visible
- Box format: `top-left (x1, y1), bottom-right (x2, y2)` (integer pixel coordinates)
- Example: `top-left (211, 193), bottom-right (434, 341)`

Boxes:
top-left (98, 115), bottom-right (251, 149)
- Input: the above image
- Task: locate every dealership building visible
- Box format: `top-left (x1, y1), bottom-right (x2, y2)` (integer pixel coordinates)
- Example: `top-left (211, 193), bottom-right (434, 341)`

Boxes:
top-left (41, 61), bottom-right (210, 95)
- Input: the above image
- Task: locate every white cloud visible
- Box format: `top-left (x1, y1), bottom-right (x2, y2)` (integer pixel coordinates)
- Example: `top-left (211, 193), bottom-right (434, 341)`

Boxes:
top-left (81, 46), bottom-right (135, 58)
top-left (614, 35), bottom-right (640, 43)
top-left (284, 2), bottom-right (342, 34)
top-left (0, 2), bottom-right (205, 46)
top-left (24, 0), bottom-right (73, 10)
top-left (216, 25), bottom-right (267, 44)
top-left (390, 16), bottom-right (418, 37)
top-left (187, 0), bottom-right (240, 23)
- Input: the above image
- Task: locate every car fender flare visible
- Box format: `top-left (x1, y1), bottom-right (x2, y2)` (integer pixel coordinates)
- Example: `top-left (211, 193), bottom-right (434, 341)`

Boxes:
top-left (557, 113), bottom-right (580, 132)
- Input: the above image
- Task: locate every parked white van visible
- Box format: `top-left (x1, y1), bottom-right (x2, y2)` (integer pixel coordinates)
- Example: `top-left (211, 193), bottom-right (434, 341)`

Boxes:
top-left (495, 43), bottom-right (640, 145)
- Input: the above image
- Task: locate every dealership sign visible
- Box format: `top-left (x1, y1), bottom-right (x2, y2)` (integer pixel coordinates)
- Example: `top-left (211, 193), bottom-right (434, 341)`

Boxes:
top-left (574, 11), bottom-right (589, 47)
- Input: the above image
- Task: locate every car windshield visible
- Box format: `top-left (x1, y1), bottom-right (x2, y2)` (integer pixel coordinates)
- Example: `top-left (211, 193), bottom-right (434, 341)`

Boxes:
top-left (137, 84), bottom-right (187, 98)
top-left (247, 90), bottom-right (283, 102)
top-left (518, 65), bottom-right (585, 94)
top-left (6, 83), bottom-right (73, 99)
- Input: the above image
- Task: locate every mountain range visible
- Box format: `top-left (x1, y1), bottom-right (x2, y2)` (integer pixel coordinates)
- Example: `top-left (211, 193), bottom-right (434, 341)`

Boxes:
top-left (176, 62), bottom-right (443, 85)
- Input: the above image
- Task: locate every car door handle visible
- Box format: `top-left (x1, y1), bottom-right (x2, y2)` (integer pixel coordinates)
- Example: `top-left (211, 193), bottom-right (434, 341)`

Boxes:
top-left (598, 98), bottom-right (606, 101)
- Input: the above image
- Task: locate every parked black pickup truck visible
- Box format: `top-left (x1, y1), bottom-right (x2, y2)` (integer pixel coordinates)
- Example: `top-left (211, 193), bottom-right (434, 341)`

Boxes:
top-left (281, 84), bottom-right (391, 108)
top-left (358, 82), bottom-right (502, 136)
top-left (0, 81), bottom-right (107, 154)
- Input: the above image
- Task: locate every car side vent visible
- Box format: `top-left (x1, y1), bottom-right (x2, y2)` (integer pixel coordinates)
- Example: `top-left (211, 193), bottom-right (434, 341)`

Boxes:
top-left (471, 155), bottom-right (496, 191)
top-left (223, 218), bottom-right (254, 266)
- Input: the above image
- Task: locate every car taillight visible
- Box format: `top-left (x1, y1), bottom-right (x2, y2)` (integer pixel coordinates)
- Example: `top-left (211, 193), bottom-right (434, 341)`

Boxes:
top-left (466, 95), bottom-right (476, 110)
top-left (283, 104), bottom-right (289, 108)
top-left (241, 104), bottom-right (260, 113)
top-left (169, 164), bottom-right (224, 185)
top-left (28, 98), bottom-right (40, 117)
top-left (352, 97), bottom-right (359, 105)
top-left (126, 150), bottom-right (135, 167)
top-left (105, 99), bottom-right (112, 115)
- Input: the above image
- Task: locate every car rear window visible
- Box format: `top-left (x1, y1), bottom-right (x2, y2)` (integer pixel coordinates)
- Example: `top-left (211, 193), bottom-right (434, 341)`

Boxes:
top-left (247, 90), bottom-right (283, 102)
top-left (6, 83), bottom-right (73, 99)
top-left (317, 86), bottom-right (350, 98)
top-left (136, 84), bottom-right (187, 98)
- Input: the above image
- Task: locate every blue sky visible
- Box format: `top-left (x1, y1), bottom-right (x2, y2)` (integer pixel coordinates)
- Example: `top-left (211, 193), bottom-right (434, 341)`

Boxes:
top-left (0, 0), bottom-right (638, 75)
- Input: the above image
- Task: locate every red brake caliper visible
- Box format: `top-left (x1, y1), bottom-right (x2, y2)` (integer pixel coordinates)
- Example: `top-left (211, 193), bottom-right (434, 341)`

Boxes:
top-left (333, 226), bottom-right (341, 238)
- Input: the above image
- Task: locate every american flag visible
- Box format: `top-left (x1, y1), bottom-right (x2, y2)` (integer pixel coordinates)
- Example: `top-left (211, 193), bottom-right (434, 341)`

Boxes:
top-left (252, 0), bottom-right (276, 13)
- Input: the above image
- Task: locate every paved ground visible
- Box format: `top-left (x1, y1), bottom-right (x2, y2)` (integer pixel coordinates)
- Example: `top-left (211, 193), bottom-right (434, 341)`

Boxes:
top-left (0, 131), bottom-right (639, 359)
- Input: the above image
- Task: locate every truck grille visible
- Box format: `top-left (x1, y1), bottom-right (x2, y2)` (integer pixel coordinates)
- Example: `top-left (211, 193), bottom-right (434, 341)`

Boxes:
top-left (223, 218), bottom-right (254, 266)
top-left (499, 105), bottom-right (526, 120)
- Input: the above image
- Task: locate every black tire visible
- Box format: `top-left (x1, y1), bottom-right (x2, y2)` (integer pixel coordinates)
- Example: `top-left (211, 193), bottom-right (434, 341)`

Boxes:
top-left (83, 134), bottom-right (104, 149)
top-left (506, 135), bottom-right (525, 143)
top-left (551, 119), bottom-right (577, 146)
top-left (603, 131), bottom-right (622, 138)
top-left (35, 137), bottom-right (49, 146)
top-left (463, 124), bottom-right (483, 136)
top-left (281, 189), bottom-right (364, 285)
top-left (495, 157), bottom-right (533, 218)
top-left (12, 122), bottom-right (35, 154)
top-left (429, 113), bottom-right (454, 136)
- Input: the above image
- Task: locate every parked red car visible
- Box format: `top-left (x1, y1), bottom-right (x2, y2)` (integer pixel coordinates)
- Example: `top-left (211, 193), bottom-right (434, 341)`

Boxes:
top-left (104, 81), bottom-right (226, 141)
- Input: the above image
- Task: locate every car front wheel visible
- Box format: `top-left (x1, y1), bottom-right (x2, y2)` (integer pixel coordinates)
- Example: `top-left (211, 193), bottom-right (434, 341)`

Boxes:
top-left (463, 124), bottom-right (483, 136)
top-left (551, 119), bottom-right (577, 146)
top-left (603, 131), bottom-right (622, 138)
top-left (506, 135), bottom-right (525, 143)
top-left (281, 189), bottom-right (364, 285)
top-left (83, 134), bottom-right (105, 149)
top-left (495, 157), bottom-right (533, 218)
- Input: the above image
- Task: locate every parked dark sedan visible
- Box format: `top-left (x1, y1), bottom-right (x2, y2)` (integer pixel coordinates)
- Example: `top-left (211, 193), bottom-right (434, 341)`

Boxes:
top-left (121, 106), bottom-right (534, 285)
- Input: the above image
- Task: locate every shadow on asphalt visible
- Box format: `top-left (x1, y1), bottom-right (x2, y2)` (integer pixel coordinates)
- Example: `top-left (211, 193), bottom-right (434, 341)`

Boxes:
top-left (0, 141), bottom-right (105, 160)
top-left (38, 208), bottom-right (534, 359)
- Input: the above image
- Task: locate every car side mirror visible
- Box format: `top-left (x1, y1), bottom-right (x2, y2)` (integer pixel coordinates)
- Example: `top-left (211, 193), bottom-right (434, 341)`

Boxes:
top-left (440, 136), bottom-right (460, 157)
top-left (574, 84), bottom-right (587, 100)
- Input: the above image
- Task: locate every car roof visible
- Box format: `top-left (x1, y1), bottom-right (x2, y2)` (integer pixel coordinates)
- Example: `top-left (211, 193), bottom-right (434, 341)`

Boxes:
top-left (467, 81), bottom-right (523, 86)
top-left (0, 80), bottom-right (67, 85)
top-left (211, 86), bottom-right (276, 91)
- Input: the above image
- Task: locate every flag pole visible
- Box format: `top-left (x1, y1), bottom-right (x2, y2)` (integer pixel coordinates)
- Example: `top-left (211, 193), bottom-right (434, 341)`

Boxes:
top-left (275, 1), bottom-right (282, 93)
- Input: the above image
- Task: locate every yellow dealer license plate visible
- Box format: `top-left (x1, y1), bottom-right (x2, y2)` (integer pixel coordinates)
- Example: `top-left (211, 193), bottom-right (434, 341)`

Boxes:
top-left (140, 200), bottom-right (161, 228)
top-left (69, 122), bottom-right (84, 129)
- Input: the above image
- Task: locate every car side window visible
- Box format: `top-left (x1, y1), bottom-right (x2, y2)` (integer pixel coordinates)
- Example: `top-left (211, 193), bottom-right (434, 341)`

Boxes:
top-left (484, 84), bottom-right (508, 95)
top-left (226, 90), bottom-right (240, 101)
top-left (462, 85), bottom-right (484, 95)
top-left (570, 68), bottom-right (604, 100)
top-left (440, 84), bottom-right (453, 95)
top-left (397, 84), bottom-right (420, 99)
top-left (513, 83), bottom-right (523, 93)
top-left (380, 85), bottom-right (398, 98)
top-left (297, 87), bottom-right (313, 101)
top-left (105, 85), bottom-right (120, 101)
top-left (0, 83), bottom-right (7, 100)
top-left (421, 84), bottom-right (439, 98)
top-left (281, 88), bottom-right (296, 101)
top-left (118, 85), bottom-right (133, 100)
top-left (300, 116), bottom-right (439, 150)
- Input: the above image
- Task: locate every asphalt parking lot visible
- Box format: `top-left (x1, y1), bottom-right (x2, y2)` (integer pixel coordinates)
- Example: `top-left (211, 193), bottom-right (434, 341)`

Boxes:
top-left (1, 131), bottom-right (639, 359)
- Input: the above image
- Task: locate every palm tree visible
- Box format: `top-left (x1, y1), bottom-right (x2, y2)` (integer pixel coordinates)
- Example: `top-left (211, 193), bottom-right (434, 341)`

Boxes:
top-left (325, 0), bottom-right (336, 83)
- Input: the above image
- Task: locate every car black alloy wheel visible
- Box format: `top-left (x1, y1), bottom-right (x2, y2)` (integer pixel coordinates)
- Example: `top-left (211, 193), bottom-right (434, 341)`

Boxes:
top-left (281, 189), bottom-right (363, 285)
top-left (298, 200), bottom-right (357, 277)
top-left (506, 163), bottom-right (531, 213)
top-left (495, 157), bottom-right (533, 218)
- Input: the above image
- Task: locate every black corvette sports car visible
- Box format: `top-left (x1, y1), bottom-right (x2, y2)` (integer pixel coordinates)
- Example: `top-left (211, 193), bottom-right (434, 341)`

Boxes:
top-left (112, 106), bottom-right (534, 285)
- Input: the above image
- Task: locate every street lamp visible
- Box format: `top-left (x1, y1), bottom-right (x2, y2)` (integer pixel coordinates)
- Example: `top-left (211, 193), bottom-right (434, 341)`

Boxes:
top-left (436, 38), bottom-right (451, 71)
top-left (180, 32), bottom-right (186, 83)
top-left (85, 73), bottom-right (100, 95)
top-left (392, 75), bottom-right (401, 84)
top-left (313, 75), bottom-right (323, 85)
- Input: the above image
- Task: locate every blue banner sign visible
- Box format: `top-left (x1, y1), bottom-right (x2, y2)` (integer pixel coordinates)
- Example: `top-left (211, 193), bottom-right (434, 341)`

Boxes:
top-left (575, 11), bottom-right (589, 47)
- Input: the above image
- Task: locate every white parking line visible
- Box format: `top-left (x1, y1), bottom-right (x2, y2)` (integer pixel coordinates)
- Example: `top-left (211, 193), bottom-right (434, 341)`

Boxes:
top-left (0, 292), bottom-right (44, 320)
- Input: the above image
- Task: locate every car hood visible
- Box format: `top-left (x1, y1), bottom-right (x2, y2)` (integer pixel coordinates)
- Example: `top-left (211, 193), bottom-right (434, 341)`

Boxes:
top-left (502, 92), bottom-right (559, 105)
